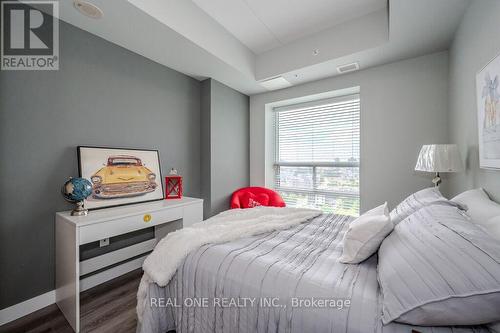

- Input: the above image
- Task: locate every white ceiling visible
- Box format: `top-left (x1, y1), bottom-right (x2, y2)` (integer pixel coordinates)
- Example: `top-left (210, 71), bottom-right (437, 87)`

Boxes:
top-left (191, 0), bottom-right (387, 54)
top-left (50, 0), bottom-right (470, 95)
top-left (279, 0), bottom-right (471, 86)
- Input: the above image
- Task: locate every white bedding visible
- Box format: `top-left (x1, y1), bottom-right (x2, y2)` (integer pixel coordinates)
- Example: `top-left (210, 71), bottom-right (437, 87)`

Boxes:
top-left (137, 206), bottom-right (321, 321)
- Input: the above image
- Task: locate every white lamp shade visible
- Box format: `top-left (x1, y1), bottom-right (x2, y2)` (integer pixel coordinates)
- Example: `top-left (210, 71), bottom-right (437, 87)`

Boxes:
top-left (415, 144), bottom-right (463, 173)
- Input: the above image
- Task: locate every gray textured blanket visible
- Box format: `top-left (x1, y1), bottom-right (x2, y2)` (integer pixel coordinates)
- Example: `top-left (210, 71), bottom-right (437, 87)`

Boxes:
top-left (138, 213), bottom-right (489, 333)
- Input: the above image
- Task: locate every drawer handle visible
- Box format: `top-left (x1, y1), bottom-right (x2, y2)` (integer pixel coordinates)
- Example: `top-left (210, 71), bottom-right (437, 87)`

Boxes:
top-left (143, 214), bottom-right (152, 223)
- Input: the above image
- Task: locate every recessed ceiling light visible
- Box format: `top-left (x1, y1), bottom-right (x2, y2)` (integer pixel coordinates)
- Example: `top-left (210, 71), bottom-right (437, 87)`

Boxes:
top-left (337, 62), bottom-right (360, 74)
top-left (74, 0), bottom-right (103, 19)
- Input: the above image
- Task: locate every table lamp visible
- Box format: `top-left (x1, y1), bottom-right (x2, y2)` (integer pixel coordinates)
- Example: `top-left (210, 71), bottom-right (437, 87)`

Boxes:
top-left (415, 144), bottom-right (463, 186)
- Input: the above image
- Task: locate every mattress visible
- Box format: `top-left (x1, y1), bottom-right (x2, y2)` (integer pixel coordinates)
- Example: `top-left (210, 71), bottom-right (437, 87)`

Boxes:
top-left (137, 213), bottom-right (490, 333)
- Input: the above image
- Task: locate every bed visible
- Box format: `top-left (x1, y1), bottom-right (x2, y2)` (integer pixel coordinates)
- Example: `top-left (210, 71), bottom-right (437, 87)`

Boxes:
top-left (136, 208), bottom-right (494, 333)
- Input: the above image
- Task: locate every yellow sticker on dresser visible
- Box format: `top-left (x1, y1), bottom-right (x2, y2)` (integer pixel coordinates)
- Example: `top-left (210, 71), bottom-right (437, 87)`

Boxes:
top-left (143, 214), bottom-right (152, 222)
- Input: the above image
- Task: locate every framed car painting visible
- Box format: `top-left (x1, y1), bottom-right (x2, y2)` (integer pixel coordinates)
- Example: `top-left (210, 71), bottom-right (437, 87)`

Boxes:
top-left (476, 52), bottom-right (500, 169)
top-left (78, 146), bottom-right (164, 210)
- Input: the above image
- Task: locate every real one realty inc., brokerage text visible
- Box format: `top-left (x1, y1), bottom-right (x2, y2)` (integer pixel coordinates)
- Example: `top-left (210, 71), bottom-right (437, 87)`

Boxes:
top-left (150, 297), bottom-right (351, 310)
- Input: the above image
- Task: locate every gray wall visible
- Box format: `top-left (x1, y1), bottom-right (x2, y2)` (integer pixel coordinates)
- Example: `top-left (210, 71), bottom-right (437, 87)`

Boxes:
top-left (201, 79), bottom-right (250, 218)
top-left (447, 0), bottom-right (500, 202)
top-left (0, 21), bottom-right (201, 309)
top-left (250, 52), bottom-right (450, 212)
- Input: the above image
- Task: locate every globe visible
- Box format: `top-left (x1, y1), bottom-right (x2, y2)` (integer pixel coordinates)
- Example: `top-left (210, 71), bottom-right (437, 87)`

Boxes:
top-left (62, 177), bottom-right (92, 203)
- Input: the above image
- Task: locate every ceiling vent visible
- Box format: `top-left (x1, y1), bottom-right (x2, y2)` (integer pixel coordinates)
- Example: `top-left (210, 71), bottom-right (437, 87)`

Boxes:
top-left (74, 0), bottom-right (103, 19)
top-left (337, 62), bottom-right (359, 74)
top-left (259, 76), bottom-right (292, 91)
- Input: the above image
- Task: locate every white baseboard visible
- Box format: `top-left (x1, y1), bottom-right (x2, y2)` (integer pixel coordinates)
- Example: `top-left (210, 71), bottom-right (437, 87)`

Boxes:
top-left (0, 290), bottom-right (55, 326)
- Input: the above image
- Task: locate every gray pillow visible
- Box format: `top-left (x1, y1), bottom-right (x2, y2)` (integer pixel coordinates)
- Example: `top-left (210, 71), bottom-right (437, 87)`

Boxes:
top-left (378, 205), bottom-right (500, 326)
top-left (390, 187), bottom-right (462, 225)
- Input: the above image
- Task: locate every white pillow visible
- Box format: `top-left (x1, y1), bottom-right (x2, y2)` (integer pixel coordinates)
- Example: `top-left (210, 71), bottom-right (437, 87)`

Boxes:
top-left (451, 188), bottom-right (500, 225)
top-left (340, 202), bottom-right (393, 264)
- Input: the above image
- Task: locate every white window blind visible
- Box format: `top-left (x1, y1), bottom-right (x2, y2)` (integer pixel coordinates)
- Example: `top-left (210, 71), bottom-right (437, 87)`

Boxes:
top-left (274, 94), bottom-right (360, 216)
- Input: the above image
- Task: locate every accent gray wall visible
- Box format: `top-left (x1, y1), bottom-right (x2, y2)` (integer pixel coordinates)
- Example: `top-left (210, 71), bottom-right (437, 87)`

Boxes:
top-left (447, 0), bottom-right (500, 202)
top-left (0, 21), bottom-right (201, 309)
top-left (201, 79), bottom-right (250, 218)
top-left (250, 52), bottom-right (450, 212)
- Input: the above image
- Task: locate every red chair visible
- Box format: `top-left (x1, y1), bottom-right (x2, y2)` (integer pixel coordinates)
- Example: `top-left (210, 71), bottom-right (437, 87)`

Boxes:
top-left (230, 187), bottom-right (286, 209)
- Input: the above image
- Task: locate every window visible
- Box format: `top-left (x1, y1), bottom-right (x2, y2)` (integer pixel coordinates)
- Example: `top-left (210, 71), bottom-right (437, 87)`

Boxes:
top-left (273, 94), bottom-right (360, 216)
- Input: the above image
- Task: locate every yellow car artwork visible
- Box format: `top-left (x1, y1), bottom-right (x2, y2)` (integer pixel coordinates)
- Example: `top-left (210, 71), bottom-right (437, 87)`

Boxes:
top-left (90, 155), bottom-right (157, 199)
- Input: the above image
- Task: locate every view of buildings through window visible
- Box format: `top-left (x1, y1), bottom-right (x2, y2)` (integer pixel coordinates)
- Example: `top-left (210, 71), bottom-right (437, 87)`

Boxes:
top-left (274, 95), bottom-right (360, 216)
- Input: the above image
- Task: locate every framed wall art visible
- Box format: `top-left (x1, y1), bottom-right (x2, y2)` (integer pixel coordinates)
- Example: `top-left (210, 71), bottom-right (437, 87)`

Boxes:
top-left (78, 146), bottom-right (164, 210)
top-left (476, 53), bottom-right (500, 169)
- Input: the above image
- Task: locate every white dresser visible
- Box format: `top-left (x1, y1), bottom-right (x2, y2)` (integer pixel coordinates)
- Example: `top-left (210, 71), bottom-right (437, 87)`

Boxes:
top-left (55, 197), bottom-right (203, 332)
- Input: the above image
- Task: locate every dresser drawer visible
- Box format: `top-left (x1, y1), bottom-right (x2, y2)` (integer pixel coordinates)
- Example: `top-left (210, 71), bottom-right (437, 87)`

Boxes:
top-left (79, 207), bottom-right (183, 245)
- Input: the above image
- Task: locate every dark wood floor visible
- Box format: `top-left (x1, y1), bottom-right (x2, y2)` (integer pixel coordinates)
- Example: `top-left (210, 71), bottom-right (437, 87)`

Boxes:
top-left (0, 269), bottom-right (143, 333)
